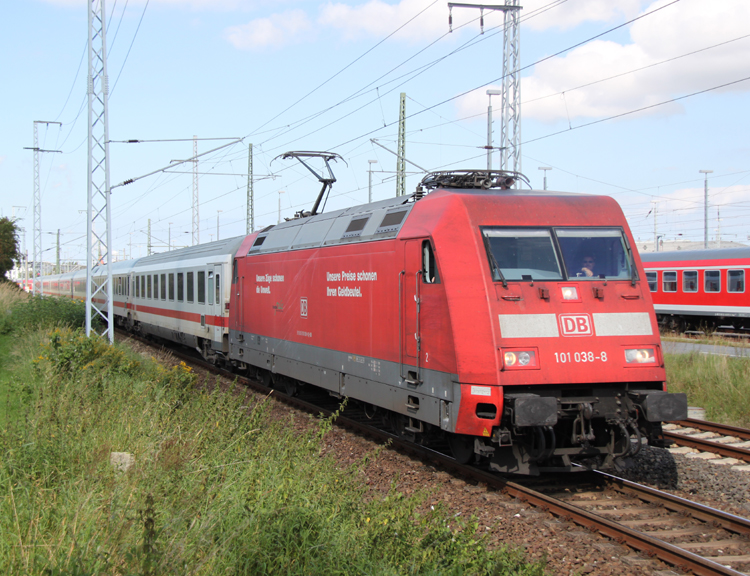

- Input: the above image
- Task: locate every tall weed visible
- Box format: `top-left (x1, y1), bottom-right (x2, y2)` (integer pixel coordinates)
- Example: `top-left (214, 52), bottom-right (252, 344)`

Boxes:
top-left (0, 327), bottom-right (544, 575)
top-left (665, 353), bottom-right (750, 427)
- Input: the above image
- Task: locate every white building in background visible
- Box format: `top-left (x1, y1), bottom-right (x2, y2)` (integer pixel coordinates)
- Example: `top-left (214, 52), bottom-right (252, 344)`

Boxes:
top-left (636, 240), bottom-right (748, 253)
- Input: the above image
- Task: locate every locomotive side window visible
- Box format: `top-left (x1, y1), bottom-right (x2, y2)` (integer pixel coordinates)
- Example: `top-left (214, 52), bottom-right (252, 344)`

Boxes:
top-left (187, 272), bottom-right (194, 303)
top-left (728, 270), bottom-right (745, 293)
top-left (683, 270), bottom-right (698, 292)
top-left (705, 270), bottom-right (721, 293)
top-left (482, 229), bottom-right (562, 281)
top-left (177, 273), bottom-right (184, 302)
top-left (646, 272), bottom-right (657, 292)
top-left (556, 228), bottom-right (632, 280)
top-left (663, 271), bottom-right (677, 292)
top-left (198, 271), bottom-right (206, 304)
top-left (422, 240), bottom-right (440, 284)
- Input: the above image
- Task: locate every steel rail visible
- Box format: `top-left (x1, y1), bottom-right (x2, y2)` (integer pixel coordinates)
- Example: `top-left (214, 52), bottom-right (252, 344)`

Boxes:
top-left (673, 418), bottom-right (750, 441)
top-left (666, 418), bottom-right (750, 463)
top-left (120, 332), bottom-right (749, 576)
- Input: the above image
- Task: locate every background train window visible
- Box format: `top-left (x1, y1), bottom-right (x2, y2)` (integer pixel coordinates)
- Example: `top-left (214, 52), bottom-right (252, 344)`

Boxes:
top-left (177, 273), bottom-right (184, 302)
top-left (141, 276), bottom-right (145, 299)
top-left (136, 276), bottom-right (140, 298)
top-left (683, 270), bottom-right (698, 292)
top-left (646, 271), bottom-right (657, 292)
top-left (556, 228), bottom-right (632, 280)
top-left (482, 228), bottom-right (562, 281)
top-left (422, 240), bottom-right (440, 284)
top-left (147, 275), bottom-right (152, 299)
top-left (198, 271), bottom-right (205, 304)
top-left (216, 274), bottom-right (221, 305)
top-left (705, 270), bottom-right (721, 292)
top-left (208, 271), bottom-right (214, 306)
top-left (160, 274), bottom-right (167, 300)
top-left (169, 273), bottom-right (175, 301)
top-left (728, 270), bottom-right (744, 293)
top-left (663, 271), bottom-right (677, 292)
top-left (153, 275), bottom-right (158, 299)
top-left (187, 272), bottom-right (194, 303)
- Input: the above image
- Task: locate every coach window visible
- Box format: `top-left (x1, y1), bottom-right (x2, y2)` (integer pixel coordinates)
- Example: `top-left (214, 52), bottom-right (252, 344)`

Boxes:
top-left (729, 270), bottom-right (744, 293)
top-left (187, 271), bottom-right (194, 303)
top-left (161, 274), bottom-right (167, 300)
top-left (215, 274), bottom-right (221, 305)
top-left (422, 240), bottom-right (440, 284)
top-left (153, 275), bottom-right (159, 299)
top-left (169, 273), bottom-right (175, 301)
top-left (208, 271), bottom-right (214, 306)
top-left (147, 275), bottom-right (152, 299)
top-left (683, 270), bottom-right (698, 293)
top-left (177, 273), bottom-right (184, 302)
top-left (662, 271), bottom-right (677, 292)
top-left (136, 276), bottom-right (140, 298)
top-left (645, 271), bottom-right (657, 292)
top-left (141, 276), bottom-right (146, 299)
top-left (198, 271), bottom-right (206, 304)
top-left (705, 270), bottom-right (721, 293)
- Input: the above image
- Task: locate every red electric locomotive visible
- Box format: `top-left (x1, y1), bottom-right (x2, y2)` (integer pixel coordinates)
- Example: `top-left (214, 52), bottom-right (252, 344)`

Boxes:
top-left (641, 247), bottom-right (750, 333)
top-left (228, 169), bottom-right (686, 474)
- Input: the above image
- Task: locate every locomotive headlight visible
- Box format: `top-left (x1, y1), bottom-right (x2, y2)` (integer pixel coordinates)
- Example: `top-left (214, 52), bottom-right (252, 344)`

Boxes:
top-left (625, 348), bottom-right (656, 364)
top-left (502, 349), bottom-right (538, 369)
top-left (561, 286), bottom-right (578, 300)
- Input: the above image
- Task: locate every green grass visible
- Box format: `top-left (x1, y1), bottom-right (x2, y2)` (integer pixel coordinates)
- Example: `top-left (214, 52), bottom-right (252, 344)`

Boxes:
top-left (665, 353), bottom-right (750, 428)
top-left (0, 333), bottom-right (19, 426)
top-left (0, 327), bottom-right (545, 576)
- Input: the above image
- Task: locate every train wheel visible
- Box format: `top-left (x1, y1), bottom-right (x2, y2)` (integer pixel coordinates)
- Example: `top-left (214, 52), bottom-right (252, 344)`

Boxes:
top-left (448, 434), bottom-right (475, 464)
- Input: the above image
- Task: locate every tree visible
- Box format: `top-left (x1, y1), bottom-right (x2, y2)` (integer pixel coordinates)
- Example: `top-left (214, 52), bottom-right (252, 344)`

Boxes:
top-left (0, 217), bottom-right (21, 282)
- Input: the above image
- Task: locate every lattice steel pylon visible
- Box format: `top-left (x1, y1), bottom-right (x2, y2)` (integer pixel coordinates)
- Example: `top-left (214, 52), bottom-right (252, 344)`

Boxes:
top-left (448, 2), bottom-right (522, 181)
top-left (396, 93), bottom-right (406, 196)
top-left (499, 0), bottom-right (522, 179)
top-left (86, 0), bottom-right (114, 342)
top-left (192, 135), bottom-right (200, 245)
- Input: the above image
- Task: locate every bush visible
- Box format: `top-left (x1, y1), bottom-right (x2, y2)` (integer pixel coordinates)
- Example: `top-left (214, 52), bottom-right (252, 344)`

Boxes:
top-left (0, 328), bottom-right (545, 575)
top-left (1, 294), bottom-right (86, 334)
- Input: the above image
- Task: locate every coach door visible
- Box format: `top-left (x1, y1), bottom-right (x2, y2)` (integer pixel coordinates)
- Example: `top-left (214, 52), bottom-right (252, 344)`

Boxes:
top-left (208, 265), bottom-right (223, 343)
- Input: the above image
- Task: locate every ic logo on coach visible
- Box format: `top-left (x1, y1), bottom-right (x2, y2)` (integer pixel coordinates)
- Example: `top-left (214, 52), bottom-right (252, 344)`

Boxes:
top-left (559, 314), bottom-right (593, 336)
top-left (300, 297), bottom-right (308, 318)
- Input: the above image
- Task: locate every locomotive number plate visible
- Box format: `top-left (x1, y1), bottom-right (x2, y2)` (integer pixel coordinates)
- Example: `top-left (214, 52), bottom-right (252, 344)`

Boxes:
top-left (554, 351), bottom-right (608, 363)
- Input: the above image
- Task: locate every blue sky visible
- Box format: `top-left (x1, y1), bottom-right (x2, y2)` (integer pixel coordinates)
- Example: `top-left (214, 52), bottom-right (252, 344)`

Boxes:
top-left (1, 0), bottom-right (749, 264)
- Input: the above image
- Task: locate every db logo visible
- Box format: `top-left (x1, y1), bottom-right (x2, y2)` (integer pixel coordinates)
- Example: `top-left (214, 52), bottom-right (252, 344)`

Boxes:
top-left (559, 314), bottom-right (593, 336)
top-left (300, 297), bottom-right (308, 318)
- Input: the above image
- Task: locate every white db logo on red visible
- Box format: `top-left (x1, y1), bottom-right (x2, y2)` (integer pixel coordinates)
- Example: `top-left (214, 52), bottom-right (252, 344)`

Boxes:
top-left (559, 314), bottom-right (593, 336)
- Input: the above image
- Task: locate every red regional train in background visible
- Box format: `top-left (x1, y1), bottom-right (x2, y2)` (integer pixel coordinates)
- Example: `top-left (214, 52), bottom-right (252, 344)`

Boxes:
top-left (641, 247), bottom-right (750, 334)
top-left (39, 168), bottom-right (686, 475)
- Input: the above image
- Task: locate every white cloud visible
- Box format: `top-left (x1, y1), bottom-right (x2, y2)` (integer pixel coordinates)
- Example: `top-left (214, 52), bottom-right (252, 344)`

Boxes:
top-left (458, 0), bottom-right (750, 123)
top-left (224, 9), bottom-right (313, 50)
top-left (521, 0), bottom-right (646, 31)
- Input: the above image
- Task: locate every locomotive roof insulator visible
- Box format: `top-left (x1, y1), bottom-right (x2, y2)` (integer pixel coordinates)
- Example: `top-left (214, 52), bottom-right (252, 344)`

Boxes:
top-left (417, 169), bottom-right (530, 192)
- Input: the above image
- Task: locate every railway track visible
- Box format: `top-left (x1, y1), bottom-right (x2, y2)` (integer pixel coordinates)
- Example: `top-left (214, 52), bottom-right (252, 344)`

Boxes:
top-left (121, 332), bottom-right (750, 576)
top-left (665, 419), bottom-right (750, 465)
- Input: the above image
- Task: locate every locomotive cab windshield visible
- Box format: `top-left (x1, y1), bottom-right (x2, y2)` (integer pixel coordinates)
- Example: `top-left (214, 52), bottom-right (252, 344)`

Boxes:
top-left (482, 226), bottom-right (634, 282)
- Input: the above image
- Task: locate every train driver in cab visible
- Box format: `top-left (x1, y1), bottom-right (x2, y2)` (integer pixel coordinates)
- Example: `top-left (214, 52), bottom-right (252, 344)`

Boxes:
top-left (580, 254), bottom-right (596, 277)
